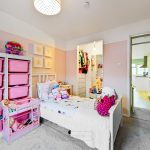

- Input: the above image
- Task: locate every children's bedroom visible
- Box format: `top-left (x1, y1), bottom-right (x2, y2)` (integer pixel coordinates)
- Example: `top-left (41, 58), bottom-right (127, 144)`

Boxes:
top-left (0, 0), bottom-right (150, 150)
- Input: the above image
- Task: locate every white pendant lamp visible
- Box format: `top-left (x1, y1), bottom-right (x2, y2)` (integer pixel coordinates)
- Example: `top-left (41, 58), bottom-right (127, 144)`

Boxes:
top-left (34, 0), bottom-right (61, 16)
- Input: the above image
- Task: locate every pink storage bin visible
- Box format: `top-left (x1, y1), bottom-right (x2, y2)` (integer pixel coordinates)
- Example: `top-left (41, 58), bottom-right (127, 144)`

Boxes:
top-left (8, 59), bottom-right (29, 73)
top-left (0, 120), bottom-right (2, 132)
top-left (0, 88), bottom-right (3, 101)
top-left (9, 73), bottom-right (29, 86)
top-left (0, 73), bottom-right (4, 87)
top-left (0, 58), bottom-right (4, 72)
top-left (12, 110), bottom-right (31, 124)
top-left (8, 85), bottom-right (29, 99)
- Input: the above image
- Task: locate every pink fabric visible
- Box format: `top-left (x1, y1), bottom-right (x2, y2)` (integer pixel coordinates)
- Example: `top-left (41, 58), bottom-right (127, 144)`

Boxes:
top-left (97, 95), bottom-right (115, 116)
top-left (8, 73), bottom-right (29, 86)
top-left (8, 59), bottom-right (29, 73)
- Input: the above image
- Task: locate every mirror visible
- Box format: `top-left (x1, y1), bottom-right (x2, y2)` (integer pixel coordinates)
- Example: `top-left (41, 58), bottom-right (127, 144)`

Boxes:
top-left (77, 40), bottom-right (103, 98)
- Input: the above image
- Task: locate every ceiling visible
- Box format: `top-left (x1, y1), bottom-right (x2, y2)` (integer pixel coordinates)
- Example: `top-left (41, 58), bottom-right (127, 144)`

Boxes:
top-left (1, 0), bottom-right (150, 40)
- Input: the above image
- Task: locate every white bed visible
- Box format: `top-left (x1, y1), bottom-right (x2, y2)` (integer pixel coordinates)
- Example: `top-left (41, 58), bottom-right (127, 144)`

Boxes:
top-left (33, 74), bottom-right (123, 150)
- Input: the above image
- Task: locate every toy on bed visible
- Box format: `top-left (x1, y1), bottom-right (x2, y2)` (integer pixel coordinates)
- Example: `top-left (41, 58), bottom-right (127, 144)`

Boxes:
top-left (96, 87), bottom-right (118, 116)
top-left (60, 89), bottom-right (69, 99)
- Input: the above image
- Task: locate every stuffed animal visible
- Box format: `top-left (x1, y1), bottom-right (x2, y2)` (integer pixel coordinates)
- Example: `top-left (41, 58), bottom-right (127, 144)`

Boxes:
top-left (60, 90), bottom-right (69, 99)
top-left (96, 87), bottom-right (117, 116)
top-left (52, 88), bottom-right (62, 101)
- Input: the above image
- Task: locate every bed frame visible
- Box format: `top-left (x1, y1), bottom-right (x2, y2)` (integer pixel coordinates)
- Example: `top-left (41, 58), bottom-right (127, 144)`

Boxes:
top-left (33, 73), bottom-right (123, 150)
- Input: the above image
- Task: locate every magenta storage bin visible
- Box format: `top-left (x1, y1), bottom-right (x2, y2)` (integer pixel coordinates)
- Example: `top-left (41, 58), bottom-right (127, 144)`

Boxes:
top-left (8, 59), bottom-right (29, 73)
top-left (0, 58), bottom-right (4, 72)
top-left (8, 85), bottom-right (29, 99)
top-left (0, 88), bottom-right (3, 101)
top-left (0, 73), bottom-right (4, 87)
top-left (9, 73), bottom-right (29, 86)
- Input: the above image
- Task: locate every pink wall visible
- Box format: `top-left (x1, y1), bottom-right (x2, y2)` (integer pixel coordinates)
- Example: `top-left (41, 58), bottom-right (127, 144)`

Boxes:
top-left (0, 30), bottom-right (66, 81)
top-left (66, 50), bottom-right (77, 95)
top-left (65, 41), bottom-right (129, 115)
top-left (103, 41), bottom-right (128, 114)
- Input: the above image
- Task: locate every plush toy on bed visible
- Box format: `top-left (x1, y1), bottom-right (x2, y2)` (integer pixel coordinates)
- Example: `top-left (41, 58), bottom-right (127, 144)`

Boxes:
top-left (60, 89), bottom-right (69, 99)
top-left (96, 87), bottom-right (118, 116)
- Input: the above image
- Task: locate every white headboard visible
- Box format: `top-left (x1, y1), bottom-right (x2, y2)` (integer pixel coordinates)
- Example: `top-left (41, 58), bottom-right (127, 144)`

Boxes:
top-left (32, 73), bottom-right (56, 83)
top-left (32, 73), bottom-right (56, 98)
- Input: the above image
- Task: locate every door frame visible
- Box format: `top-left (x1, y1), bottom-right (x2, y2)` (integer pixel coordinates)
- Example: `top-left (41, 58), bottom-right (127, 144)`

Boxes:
top-left (129, 33), bottom-right (150, 115)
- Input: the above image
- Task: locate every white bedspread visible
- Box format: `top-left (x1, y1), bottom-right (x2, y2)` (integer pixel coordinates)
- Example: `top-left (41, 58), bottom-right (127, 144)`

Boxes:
top-left (40, 96), bottom-right (111, 150)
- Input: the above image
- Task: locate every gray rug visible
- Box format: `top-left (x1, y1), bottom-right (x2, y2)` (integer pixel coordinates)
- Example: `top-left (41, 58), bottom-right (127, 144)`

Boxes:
top-left (0, 121), bottom-right (96, 150)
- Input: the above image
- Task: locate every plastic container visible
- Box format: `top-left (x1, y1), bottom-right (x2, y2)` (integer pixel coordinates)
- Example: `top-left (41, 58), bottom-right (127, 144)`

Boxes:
top-left (0, 88), bottom-right (3, 101)
top-left (8, 85), bottom-right (29, 99)
top-left (0, 58), bottom-right (4, 72)
top-left (8, 59), bottom-right (29, 73)
top-left (0, 73), bottom-right (4, 87)
top-left (8, 73), bottom-right (29, 86)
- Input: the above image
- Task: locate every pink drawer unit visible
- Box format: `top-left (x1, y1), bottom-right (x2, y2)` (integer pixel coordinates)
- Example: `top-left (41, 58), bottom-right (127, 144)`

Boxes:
top-left (0, 58), bottom-right (4, 73)
top-left (8, 73), bottom-right (29, 86)
top-left (0, 88), bottom-right (3, 101)
top-left (8, 85), bottom-right (29, 99)
top-left (0, 73), bottom-right (4, 87)
top-left (8, 59), bottom-right (29, 73)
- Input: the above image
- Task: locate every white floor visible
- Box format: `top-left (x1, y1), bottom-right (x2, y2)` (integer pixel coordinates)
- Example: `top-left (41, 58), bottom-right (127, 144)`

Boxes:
top-left (134, 89), bottom-right (150, 110)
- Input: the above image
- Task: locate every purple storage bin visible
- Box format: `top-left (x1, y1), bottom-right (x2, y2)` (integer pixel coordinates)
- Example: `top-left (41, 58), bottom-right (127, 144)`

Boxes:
top-left (0, 73), bottom-right (4, 88)
top-left (0, 88), bottom-right (3, 101)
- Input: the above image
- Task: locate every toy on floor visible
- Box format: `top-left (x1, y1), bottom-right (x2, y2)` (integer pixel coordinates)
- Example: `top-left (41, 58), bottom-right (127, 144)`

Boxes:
top-left (96, 87), bottom-right (117, 116)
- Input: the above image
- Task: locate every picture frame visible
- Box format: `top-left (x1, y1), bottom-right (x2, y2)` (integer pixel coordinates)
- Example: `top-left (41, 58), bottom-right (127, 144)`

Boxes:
top-left (44, 46), bottom-right (54, 57)
top-left (34, 44), bottom-right (43, 56)
top-left (44, 58), bottom-right (52, 68)
top-left (33, 56), bottom-right (43, 68)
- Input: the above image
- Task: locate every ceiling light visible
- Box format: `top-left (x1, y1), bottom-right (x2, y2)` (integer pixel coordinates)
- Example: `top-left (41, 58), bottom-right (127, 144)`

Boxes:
top-left (34, 0), bottom-right (61, 16)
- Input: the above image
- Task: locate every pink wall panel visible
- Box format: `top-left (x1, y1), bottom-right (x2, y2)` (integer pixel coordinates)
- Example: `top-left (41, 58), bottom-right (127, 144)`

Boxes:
top-left (66, 50), bottom-right (77, 95)
top-left (0, 30), bottom-right (66, 82)
top-left (103, 41), bottom-right (128, 114)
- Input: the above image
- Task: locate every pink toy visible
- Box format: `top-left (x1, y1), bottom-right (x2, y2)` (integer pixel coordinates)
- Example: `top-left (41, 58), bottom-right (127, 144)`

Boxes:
top-left (97, 95), bottom-right (115, 116)
top-left (60, 90), bottom-right (69, 99)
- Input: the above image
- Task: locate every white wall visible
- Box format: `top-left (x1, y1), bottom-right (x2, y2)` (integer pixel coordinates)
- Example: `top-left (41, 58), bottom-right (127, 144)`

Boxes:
top-left (0, 11), bottom-right (66, 50)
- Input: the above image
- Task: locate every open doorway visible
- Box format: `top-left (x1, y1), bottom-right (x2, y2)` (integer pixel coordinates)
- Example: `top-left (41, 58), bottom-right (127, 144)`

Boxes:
top-left (77, 40), bottom-right (103, 98)
top-left (131, 34), bottom-right (150, 121)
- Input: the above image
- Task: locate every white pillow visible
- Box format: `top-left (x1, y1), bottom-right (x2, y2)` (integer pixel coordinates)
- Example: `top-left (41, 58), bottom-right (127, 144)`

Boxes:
top-left (37, 81), bottom-right (51, 101)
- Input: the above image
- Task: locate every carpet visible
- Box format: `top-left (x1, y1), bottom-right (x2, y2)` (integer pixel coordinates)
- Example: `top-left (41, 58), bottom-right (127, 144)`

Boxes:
top-left (0, 121), bottom-right (96, 150)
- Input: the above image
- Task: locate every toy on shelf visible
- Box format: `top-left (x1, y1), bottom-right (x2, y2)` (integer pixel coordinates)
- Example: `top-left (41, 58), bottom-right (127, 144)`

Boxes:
top-left (5, 41), bottom-right (23, 55)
